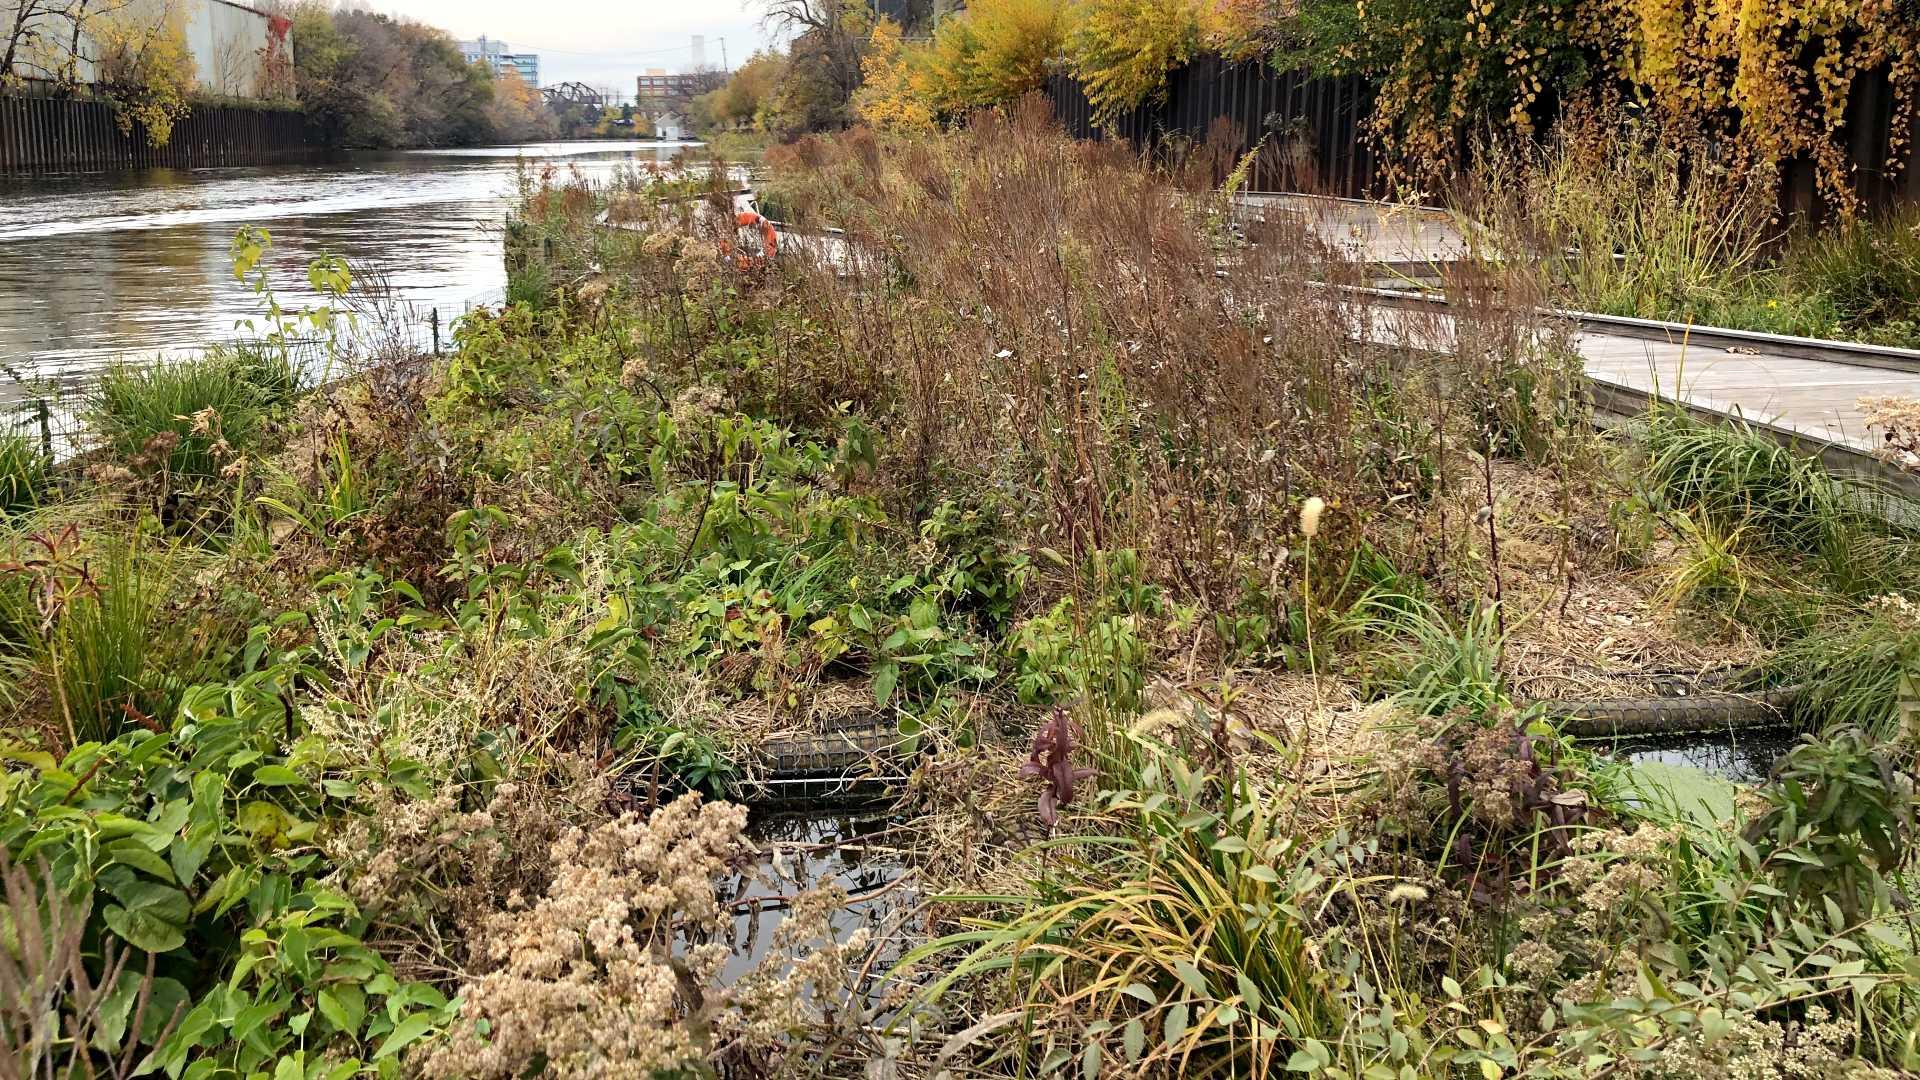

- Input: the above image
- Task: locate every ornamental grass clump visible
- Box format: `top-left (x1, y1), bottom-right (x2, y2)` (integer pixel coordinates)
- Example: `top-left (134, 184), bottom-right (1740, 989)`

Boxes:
top-left (1640, 406), bottom-right (1920, 595)
top-left (900, 740), bottom-right (1338, 1076)
top-left (88, 349), bottom-right (296, 482)
top-left (0, 431), bottom-right (51, 518)
top-left (0, 522), bottom-right (229, 748)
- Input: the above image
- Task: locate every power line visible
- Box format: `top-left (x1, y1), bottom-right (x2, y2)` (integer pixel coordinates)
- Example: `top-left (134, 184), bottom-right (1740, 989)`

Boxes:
top-left (496, 39), bottom-right (743, 58)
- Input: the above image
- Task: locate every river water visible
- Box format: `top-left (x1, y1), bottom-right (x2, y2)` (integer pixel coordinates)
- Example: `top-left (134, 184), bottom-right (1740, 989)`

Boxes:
top-left (0, 140), bottom-right (702, 391)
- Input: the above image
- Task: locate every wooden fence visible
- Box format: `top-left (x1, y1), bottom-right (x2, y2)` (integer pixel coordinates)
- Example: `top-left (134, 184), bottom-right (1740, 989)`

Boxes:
top-left (0, 93), bottom-right (315, 176)
top-left (1045, 57), bottom-right (1920, 215)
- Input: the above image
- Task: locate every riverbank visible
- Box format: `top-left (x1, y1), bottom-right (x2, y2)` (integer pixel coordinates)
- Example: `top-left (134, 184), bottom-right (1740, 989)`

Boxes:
top-left (2, 118), bottom-right (1918, 1076)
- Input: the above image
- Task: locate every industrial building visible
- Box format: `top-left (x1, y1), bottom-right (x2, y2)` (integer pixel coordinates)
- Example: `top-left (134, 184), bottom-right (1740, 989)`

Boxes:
top-left (1, 0), bottom-right (295, 100)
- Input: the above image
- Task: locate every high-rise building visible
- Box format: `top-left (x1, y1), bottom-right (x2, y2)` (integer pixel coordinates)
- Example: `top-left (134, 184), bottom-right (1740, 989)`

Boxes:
top-left (503, 54), bottom-right (539, 86)
top-left (459, 37), bottom-right (540, 87)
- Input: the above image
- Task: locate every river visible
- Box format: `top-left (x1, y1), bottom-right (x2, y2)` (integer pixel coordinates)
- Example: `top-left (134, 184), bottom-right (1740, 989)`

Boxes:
top-left (0, 140), bottom-right (703, 392)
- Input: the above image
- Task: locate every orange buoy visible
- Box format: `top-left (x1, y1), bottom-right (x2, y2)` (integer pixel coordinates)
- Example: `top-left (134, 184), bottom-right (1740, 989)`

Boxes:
top-left (723, 209), bottom-right (778, 269)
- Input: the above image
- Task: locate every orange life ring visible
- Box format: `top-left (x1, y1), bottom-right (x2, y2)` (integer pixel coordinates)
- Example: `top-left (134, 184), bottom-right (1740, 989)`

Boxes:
top-left (719, 209), bottom-right (778, 269)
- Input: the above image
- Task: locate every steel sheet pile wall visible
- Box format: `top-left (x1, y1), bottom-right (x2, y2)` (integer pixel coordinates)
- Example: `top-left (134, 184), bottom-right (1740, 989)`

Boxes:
top-left (1047, 56), bottom-right (1918, 213)
top-left (1044, 56), bottom-right (1379, 198)
top-left (0, 95), bottom-right (312, 175)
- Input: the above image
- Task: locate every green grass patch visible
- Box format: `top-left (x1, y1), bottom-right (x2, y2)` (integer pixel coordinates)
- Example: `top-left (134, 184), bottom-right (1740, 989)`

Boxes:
top-left (1640, 408), bottom-right (1920, 596)
top-left (0, 430), bottom-right (52, 517)
top-left (87, 346), bottom-right (301, 481)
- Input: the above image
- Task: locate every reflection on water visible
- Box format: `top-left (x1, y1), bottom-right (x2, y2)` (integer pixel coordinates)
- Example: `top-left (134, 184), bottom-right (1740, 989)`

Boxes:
top-left (718, 810), bottom-right (912, 990)
top-left (0, 140), bottom-right (701, 386)
top-left (1608, 726), bottom-right (1798, 784)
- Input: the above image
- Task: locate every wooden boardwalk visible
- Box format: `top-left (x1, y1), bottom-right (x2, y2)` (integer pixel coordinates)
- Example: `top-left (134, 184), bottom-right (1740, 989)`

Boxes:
top-left (1236, 192), bottom-right (1472, 275)
top-left (1242, 193), bottom-right (1920, 495)
top-left (1364, 297), bottom-right (1920, 496)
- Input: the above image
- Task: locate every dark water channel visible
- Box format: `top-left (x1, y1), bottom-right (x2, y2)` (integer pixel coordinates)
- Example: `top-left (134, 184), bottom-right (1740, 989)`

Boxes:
top-left (0, 140), bottom-right (700, 390)
top-left (1609, 725), bottom-right (1798, 784)
top-left (718, 809), bottom-right (913, 989)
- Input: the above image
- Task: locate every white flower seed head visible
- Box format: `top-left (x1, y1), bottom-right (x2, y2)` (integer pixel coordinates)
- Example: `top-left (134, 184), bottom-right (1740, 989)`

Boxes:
top-left (1300, 496), bottom-right (1326, 539)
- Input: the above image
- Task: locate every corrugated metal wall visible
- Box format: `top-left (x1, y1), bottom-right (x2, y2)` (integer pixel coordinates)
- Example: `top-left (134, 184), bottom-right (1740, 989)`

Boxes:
top-left (1044, 56), bottom-right (1379, 198)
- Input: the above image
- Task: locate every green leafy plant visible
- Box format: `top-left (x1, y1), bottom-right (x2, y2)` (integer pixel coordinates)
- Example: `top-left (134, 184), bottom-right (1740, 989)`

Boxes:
top-left (0, 649), bottom-right (458, 1077)
top-left (1746, 726), bottom-right (1917, 921)
top-left (917, 498), bottom-right (1031, 633)
top-left (1010, 597), bottom-right (1147, 712)
top-left (616, 706), bottom-right (739, 798)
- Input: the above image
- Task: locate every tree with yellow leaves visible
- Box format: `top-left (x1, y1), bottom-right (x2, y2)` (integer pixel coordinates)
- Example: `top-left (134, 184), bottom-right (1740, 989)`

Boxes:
top-left (854, 18), bottom-right (937, 129)
top-left (858, 0), bottom-right (1068, 128)
top-left (1068, 0), bottom-right (1201, 126)
top-left (90, 0), bottom-right (196, 146)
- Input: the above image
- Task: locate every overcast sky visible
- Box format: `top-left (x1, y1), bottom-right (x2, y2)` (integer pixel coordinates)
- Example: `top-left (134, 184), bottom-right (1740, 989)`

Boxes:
top-left (373, 0), bottom-right (777, 95)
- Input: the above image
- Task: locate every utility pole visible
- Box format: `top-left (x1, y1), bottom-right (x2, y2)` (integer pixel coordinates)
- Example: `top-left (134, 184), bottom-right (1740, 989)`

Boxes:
top-left (719, 38), bottom-right (728, 73)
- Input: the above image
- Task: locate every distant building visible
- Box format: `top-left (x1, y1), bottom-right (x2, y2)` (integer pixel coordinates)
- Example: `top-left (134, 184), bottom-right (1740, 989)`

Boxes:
top-left (459, 36), bottom-right (504, 68)
top-left (636, 70), bottom-right (706, 104)
top-left (652, 112), bottom-right (686, 141)
top-left (502, 53), bottom-right (538, 86)
top-left (460, 36), bottom-right (539, 87)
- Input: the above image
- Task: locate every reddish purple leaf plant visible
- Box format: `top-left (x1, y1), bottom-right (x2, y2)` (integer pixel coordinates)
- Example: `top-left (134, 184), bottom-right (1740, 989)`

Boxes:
top-left (1021, 709), bottom-right (1098, 828)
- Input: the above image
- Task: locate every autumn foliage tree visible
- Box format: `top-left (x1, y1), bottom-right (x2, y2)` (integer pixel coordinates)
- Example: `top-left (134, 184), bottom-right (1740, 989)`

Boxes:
top-left (288, 2), bottom-right (494, 148)
top-left (90, 0), bottom-right (196, 145)
top-left (858, 0), bottom-right (1066, 128)
top-left (483, 68), bottom-right (557, 144)
top-left (853, 0), bottom-right (1917, 210)
top-left (695, 50), bottom-right (782, 130)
